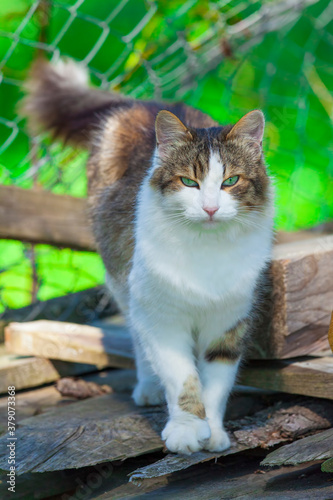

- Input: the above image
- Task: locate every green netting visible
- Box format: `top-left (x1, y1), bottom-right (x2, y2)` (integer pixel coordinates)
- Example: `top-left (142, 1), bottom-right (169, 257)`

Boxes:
top-left (0, 0), bottom-right (332, 313)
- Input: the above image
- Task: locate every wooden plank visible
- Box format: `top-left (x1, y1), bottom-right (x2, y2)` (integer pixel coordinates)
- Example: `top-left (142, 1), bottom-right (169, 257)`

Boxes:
top-left (0, 395), bottom-right (332, 475)
top-left (0, 466), bottom-right (114, 500)
top-left (251, 235), bottom-right (333, 358)
top-left (275, 230), bottom-right (330, 244)
top-left (113, 461), bottom-right (330, 500)
top-left (0, 384), bottom-right (72, 435)
top-left (0, 393), bottom-right (165, 474)
top-left (5, 321), bottom-right (333, 396)
top-left (0, 184), bottom-right (96, 251)
top-left (5, 319), bottom-right (135, 369)
top-left (262, 427), bottom-right (333, 467)
top-left (0, 369), bottom-right (136, 435)
top-left (118, 462), bottom-right (330, 500)
top-left (0, 345), bottom-right (97, 394)
top-left (239, 356), bottom-right (333, 399)
top-left (275, 221), bottom-right (332, 245)
top-left (128, 398), bottom-right (333, 482)
top-left (1, 286), bottom-right (118, 324)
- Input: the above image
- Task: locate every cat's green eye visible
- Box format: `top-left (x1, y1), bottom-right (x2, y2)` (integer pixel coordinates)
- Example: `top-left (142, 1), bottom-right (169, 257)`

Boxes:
top-left (222, 175), bottom-right (239, 187)
top-left (181, 177), bottom-right (199, 188)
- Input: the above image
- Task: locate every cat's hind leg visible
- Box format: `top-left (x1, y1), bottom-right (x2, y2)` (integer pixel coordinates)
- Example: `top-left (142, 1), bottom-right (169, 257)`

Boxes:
top-left (132, 335), bottom-right (165, 406)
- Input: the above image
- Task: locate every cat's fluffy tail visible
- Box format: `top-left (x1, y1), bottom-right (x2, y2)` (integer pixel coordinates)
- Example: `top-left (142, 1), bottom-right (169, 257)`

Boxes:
top-left (21, 58), bottom-right (131, 148)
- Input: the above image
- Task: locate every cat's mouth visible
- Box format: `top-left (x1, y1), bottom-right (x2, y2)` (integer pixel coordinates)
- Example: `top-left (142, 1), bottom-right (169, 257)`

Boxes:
top-left (203, 218), bottom-right (218, 226)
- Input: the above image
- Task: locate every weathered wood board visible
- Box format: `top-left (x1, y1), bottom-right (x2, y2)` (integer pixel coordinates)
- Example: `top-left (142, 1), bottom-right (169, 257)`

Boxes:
top-left (262, 427), bottom-right (333, 467)
top-left (5, 320), bottom-right (134, 369)
top-left (239, 356), bottom-right (333, 399)
top-left (111, 461), bottom-right (332, 500)
top-left (0, 345), bottom-right (97, 394)
top-left (0, 184), bottom-right (95, 251)
top-left (5, 319), bottom-right (333, 400)
top-left (0, 384), bottom-right (71, 435)
top-left (1, 286), bottom-right (118, 325)
top-left (0, 368), bottom-right (136, 435)
top-left (0, 394), bottom-right (332, 476)
top-left (0, 393), bottom-right (165, 474)
top-left (0, 466), bottom-right (113, 500)
top-left (251, 235), bottom-right (333, 359)
top-left (128, 399), bottom-right (333, 482)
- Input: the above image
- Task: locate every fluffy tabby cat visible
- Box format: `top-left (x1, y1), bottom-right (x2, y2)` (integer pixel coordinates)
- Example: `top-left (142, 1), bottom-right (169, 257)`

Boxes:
top-left (23, 59), bottom-right (274, 454)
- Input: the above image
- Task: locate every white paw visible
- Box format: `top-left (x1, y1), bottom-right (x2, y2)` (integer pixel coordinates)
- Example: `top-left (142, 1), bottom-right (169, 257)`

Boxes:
top-left (132, 378), bottom-right (165, 406)
top-left (162, 416), bottom-right (211, 455)
top-left (205, 427), bottom-right (231, 452)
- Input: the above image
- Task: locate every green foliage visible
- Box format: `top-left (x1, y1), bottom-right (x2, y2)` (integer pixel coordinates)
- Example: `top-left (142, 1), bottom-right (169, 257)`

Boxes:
top-left (0, 0), bottom-right (333, 311)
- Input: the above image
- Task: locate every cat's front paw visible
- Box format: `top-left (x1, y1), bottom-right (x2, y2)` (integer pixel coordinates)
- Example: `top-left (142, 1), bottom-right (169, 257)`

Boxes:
top-left (162, 415), bottom-right (211, 454)
top-left (204, 427), bottom-right (230, 452)
top-left (132, 378), bottom-right (165, 406)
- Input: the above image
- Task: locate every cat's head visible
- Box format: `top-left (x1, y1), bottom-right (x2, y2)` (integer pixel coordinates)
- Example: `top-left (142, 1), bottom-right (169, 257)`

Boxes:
top-left (150, 110), bottom-right (272, 230)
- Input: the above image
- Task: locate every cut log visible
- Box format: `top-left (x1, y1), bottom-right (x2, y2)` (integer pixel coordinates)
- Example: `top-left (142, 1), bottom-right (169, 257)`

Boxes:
top-left (5, 319), bottom-right (134, 369)
top-left (0, 395), bottom-right (331, 475)
top-left (0, 185), bottom-right (95, 251)
top-left (239, 356), bottom-right (333, 400)
top-left (261, 427), bottom-right (333, 467)
top-left (251, 235), bottom-right (333, 358)
top-left (0, 345), bottom-right (97, 394)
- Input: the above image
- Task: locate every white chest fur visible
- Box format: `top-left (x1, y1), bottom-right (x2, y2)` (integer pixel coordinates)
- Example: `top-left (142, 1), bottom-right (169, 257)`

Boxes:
top-left (130, 180), bottom-right (273, 312)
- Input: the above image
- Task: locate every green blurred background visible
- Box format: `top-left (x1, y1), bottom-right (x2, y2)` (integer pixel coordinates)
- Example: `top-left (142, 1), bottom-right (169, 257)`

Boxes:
top-left (0, 0), bottom-right (332, 312)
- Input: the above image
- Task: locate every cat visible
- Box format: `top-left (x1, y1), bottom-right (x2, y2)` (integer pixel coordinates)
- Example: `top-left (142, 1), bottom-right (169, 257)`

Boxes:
top-left (22, 59), bottom-right (274, 454)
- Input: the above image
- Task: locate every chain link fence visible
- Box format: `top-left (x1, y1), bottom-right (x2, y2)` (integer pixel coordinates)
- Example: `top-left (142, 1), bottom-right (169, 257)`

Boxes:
top-left (0, 0), bottom-right (332, 316)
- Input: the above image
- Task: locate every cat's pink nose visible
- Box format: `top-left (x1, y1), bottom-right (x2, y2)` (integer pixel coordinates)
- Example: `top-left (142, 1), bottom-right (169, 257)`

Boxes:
top-left (203, 206), bottom-right (219, 218)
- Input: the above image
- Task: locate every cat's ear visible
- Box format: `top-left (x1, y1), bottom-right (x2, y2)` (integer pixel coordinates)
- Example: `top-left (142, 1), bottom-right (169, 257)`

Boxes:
top-left (155, 110), bottom-right (192, 158)
top-left (226, 110), bottom-right (264, 147)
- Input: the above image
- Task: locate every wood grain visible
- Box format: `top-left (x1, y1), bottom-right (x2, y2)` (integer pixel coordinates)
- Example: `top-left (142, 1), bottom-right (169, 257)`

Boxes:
top-left (0, 394), bottom-right (332, 475)
top-left (0, 393), bottom-right (165, 474)
top-left (0, 185), bottom-right (96, 250)
top-left (252, 235), bottom-right (333, 358)
top-left (0, 286), bottom-right (118, 324)
top-left (5, 319), bottom-right (134, 369)
top-left (0, 345), bottom-right (97, 394)
top-left (129, 399), bottom-right (333, 482)
top-left (240, 356), bottom-right (333, 399)
top-left (262, 427), bottom-right (333, 466)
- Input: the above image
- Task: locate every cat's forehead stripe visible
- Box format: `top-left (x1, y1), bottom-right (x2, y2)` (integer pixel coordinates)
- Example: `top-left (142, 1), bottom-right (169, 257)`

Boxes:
top-left (208, 150), bottom-right (224, 179)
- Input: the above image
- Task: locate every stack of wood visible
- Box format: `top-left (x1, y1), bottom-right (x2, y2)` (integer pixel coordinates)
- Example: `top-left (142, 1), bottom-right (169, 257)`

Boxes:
top-left (0, 185), bottom-right (333, 498)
